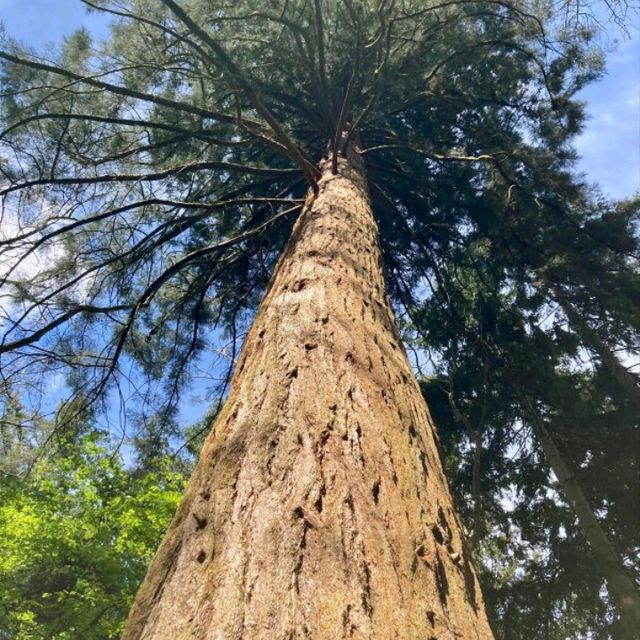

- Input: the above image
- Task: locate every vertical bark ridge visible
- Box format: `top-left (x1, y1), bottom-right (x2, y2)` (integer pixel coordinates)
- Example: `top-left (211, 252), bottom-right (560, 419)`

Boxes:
top-left (122, 149), bottom-right (495, 640)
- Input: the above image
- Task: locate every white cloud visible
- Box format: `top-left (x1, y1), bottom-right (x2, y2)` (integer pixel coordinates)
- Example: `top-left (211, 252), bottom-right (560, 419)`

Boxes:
top-left (0, 202), bottom-right (94, 342)
top-left (0, 209), bottom-right (63, 282)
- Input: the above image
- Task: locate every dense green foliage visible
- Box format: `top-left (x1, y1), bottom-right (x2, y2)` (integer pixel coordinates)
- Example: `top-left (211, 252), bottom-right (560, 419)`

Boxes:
top-left (0, 420), bottom-right (184, 639)
top-left (0, 1), bottom-right (638, 638)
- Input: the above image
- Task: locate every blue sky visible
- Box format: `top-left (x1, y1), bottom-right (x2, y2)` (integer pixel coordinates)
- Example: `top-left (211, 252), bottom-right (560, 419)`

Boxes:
top-left (0, 0), bottom-right (109, 47)
top-left (1, 1), bottom-right (638, 199)
top-left (575, 33), bottom-right (640, 198)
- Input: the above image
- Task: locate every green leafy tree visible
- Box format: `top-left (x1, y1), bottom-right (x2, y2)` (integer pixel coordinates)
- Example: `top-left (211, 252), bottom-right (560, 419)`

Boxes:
top-left (0, 418), bottom-right (185, 640)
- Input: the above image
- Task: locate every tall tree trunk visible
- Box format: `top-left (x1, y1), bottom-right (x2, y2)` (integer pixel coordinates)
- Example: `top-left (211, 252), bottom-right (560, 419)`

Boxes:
top-left (122, 149), bottom-right (495, 639)
top-left (521, 396), bottom-right (640, 638)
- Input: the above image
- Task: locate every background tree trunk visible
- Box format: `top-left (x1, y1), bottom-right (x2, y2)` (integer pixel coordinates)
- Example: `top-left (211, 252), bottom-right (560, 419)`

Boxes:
top-left (122, 149), bottom-right (495, 639)
top-left (522, 396), bottom-right (640, 638)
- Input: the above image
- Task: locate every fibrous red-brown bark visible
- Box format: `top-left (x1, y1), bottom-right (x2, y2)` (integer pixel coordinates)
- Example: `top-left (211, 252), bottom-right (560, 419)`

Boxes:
top-left (122, 149), bottom-right (495, 639)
